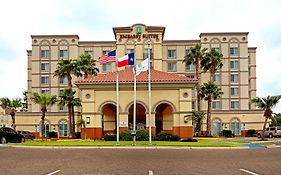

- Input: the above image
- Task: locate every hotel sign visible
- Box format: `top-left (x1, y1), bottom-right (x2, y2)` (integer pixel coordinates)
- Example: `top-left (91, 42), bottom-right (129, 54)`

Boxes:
top-left (119, 34), bottom-right (159, 39)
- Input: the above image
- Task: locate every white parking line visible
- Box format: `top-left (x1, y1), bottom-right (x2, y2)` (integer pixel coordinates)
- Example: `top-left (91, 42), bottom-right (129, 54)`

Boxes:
top-left (46, 170), bottom-right (61, 175)
top-left (148, 170), bottom-right (154, 175)
top-left (240, 169), bottom-right (259, 175)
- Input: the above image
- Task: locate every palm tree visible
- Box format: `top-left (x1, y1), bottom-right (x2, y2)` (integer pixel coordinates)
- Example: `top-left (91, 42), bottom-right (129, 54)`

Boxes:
top-left (22, 91), bottom-right (28, 111)
top-left (76, 118), bottom-right (86, 139)
top-left (54, 56), bottom-right (98, 138)
top-left (201, 48), bottom-right (223, 80)
top-left (183, 44), bottom-right (207, 111)
top-left (199, 81), bottom-right (223, 136)
top-left (30, 93), bottom-right (57, 139)
top-left (190, 111), bottom-right (206, 136)
top-left (58, 89), bottom-right (81, 138)
top-left (54, 59), bottom-right (77, 88)
top-left (251, 95), bottom-right (281, 140)
top-left (0, 97), bottom-right (22, 130)
top-left (76, 54), bottom-right (99, 78)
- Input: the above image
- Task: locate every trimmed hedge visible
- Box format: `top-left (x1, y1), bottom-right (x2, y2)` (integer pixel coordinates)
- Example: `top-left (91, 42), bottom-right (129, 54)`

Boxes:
top-left (136, 129), bottom-right (149, 141)
top-left (104, 133), bottom-right (117, 141)
top-left (158, 132), bottom-right (180, 141)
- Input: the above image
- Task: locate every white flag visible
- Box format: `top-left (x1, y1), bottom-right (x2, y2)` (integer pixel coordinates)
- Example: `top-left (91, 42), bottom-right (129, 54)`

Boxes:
top-left (136, 58), bottom-right (149, 76)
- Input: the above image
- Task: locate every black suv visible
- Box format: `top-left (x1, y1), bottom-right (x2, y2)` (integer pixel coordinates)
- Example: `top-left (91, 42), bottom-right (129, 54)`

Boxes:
top-left (0, 127), bottom-right (25, 144)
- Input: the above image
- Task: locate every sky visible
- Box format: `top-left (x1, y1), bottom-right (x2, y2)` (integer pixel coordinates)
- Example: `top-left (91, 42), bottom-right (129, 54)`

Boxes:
top-left (0, 0), bottom-right (281, 112)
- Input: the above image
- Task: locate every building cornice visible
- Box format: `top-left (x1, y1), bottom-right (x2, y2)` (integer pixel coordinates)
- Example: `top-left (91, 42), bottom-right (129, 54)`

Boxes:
top-left (199, 32), bottom-right (249, 37)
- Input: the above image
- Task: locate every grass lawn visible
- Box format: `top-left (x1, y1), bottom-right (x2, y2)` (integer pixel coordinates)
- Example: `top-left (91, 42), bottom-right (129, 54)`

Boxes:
top-left (12, 139), bottom-right (242, 147)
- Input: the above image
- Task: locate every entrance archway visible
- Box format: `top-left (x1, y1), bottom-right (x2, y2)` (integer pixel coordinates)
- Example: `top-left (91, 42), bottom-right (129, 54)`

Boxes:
top-left (128, 103), bottom-right (146, 130)
top-left (155, 103), bottom-right (173, 136)
top-left (212, 118), bottom-right (222, 136)
top-left (101, 103), bottom-right (117, 136)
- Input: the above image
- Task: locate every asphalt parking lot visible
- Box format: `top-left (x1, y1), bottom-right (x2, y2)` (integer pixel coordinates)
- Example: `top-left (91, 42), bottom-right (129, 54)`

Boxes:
top-left (0, 145), bottom-right (281, 175)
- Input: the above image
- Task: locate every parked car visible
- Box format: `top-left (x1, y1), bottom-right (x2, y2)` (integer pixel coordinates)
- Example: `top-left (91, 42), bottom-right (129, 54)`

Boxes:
top-left (17, 130), bottom-right (35, 140)
top-left (0, 127), bottom-right (25, 144)
top-left (257, 126), bottom-right (281, 138)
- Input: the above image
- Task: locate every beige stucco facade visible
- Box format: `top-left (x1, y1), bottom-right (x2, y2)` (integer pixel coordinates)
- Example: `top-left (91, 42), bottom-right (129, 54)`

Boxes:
top-left (14, 23), bottom-right (264, 138)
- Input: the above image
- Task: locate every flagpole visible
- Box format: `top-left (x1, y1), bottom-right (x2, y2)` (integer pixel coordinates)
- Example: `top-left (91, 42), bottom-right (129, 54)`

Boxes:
top-left (116, 49), bottom-right (119, 144)
top-left (148, 41), bottom-right (152, 144)
top-left (133, 42), bottom-right (137, 145)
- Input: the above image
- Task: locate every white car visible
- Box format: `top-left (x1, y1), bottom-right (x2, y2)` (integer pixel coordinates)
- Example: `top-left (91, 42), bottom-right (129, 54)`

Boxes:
top-left (257, 126), bottom-right (281, 138)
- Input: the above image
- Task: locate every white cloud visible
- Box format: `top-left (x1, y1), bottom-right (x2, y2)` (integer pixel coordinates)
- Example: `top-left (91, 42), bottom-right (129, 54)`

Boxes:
top-left (0, 0), bottom-right (281, 109)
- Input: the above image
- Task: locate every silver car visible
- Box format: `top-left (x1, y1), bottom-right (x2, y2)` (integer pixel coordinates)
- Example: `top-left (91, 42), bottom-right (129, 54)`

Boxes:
top-left (257, 126), bottom-right (281, 138)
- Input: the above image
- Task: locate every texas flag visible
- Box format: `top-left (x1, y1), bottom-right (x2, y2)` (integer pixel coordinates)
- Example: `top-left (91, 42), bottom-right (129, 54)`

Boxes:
top-left (118, 53), bottom-right (135, 67)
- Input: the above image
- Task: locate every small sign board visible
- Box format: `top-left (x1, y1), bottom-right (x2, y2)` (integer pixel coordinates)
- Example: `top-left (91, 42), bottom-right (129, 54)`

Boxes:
top-left (120, 121), bottom-right (128, 127)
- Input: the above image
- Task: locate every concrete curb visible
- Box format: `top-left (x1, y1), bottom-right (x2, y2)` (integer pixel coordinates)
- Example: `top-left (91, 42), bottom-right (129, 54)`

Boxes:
top-left (5, 145), bottom-right (250, 150)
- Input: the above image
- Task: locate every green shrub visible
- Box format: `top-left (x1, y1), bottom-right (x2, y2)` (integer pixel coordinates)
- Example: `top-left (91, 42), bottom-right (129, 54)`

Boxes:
top-left (158, 132), bottom-right (180, 141)
top-left (222, 130), bottom-right (234, 137)
top-left (120, 130), bottom-right (133, 141)
top-left (104, 133), bottom-right (116, 141)
top-left (136, 129), bottom-right (149, 141)
top-left (247, 129), bottom-right (257, 137)
top-left (180, 138), bottom-right (198, 142)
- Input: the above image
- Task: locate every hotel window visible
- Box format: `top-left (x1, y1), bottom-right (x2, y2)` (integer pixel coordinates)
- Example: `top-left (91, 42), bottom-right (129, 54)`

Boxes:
top-left (185, 49), bottom-right (191, 56)
top-left (84, 51), bottom-right (93, 57)
top-left (168, 49), bottom-right (176, 58)
top-left (41, 76), bottom-right (49, 84)
top-left (231, 101), bottom-right (240, 109)
top-left (41, 89), bottom-right (50, 94)
top-left (102, 63), bottom-right (111, 72)
top-left (185, 64), bottom-right (194, 71)
top-left (214, 48), bottom-right (221, 53)
top-left (229, 47), bottom-right (239, 55)
top-left (167, 62), bottom-right (177, 72)
top-left (212, 101), bottom-right (221, 109)
top-left (230, 74), bottom-right (239, 83)
top-left (192, 101), bottom-right (196, 110)
top-left (143, 49), bottom-right (153, 60)
top-left (41, 50), bottom-right (49, 58)
top-left (192, 89), bottom-right (196, 98)
top-left (213, 74), bottom-right (220, 82)
top-left (230, 87), bottom-right (239, 96)
top-left (59, 77), bottom-right (68, 84)
top-left (230, 60), bottom-right (239, 69)
top-left (59, 104), bottom-right (68, 111)
top-left (59, 89), bottom-right (64, 95)
top-left (102, 50), bottom-right (109, 55)
top-left (41, 63), bottom-right (49, 71)
top-left (126, 49), bottom-right (134, 54)
top-left (59, 50), bottom-right (68, 59)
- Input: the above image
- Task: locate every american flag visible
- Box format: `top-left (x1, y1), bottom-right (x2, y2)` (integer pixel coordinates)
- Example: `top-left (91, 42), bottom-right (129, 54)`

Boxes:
top-left (98, 50), bottom-right (116, 64)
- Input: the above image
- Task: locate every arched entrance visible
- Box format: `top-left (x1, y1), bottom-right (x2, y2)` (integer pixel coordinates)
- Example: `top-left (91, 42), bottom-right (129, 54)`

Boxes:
top-left (101, 103), bottom-right (117, 136)
top-left (155, 103), bottom-right (173, 136)
top-left (212, 118), bottom-right (222, 136)
top-left (40, 119), bottom-right (50, 137)
top-left (230, 118), bottom-right (241, 136)
top-left (128, 103), bottom-right (146, 130)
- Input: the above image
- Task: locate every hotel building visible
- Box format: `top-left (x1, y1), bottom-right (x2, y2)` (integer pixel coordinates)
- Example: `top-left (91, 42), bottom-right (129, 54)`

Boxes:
top-left (11, 23), bottom-right (263, 139)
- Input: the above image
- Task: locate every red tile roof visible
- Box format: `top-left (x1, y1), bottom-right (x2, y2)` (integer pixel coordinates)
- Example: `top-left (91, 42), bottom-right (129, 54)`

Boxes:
top-left (76, 69), bottom-right (197, 84)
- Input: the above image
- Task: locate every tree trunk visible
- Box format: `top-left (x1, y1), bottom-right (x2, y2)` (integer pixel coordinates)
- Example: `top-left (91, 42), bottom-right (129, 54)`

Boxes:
top-left (10, 111), bottom-right (16, 130)
top-left (83, 124), bottom-right (87, 139)
top-left (206, 98), bottom-right (212, 136)
top-left (41, 108), bottom-right (46, 140)
top-left (195, 60), bottom-right (201, 111)
top-left (71, 105), bottom-right (75, 138)
top-left (67, 74), bottom-right (72, 89)
top-left (261, 117), bottom-right (268, 141)
top-left (67, 104), bottom-right (73, 138)
top-left (197, 123), bottom-right (202, 136)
